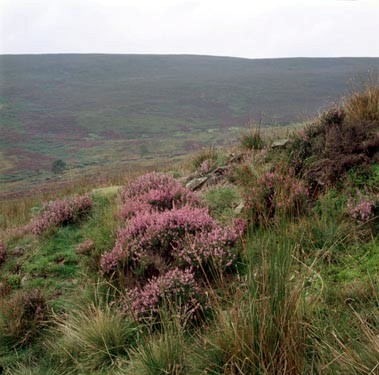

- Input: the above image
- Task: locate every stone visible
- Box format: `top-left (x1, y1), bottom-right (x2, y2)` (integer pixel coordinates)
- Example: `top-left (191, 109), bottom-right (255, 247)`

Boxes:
top-left (186, 176), bottom-right (208, 191)
top-left (271, 139), bottom-right (290, 149)
top-left (234, 202), bottom-right (245, 214)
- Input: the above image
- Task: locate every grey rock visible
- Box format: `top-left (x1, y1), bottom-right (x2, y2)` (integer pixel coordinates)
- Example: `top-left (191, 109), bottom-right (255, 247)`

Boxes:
top-left (234, 202), bottom-right (245, 214)
top-left (186, 176), bottom-right (208, 191)
top-left (20, 275), bottom-right (30, 287)
top-left (271, 139), bottom-right (290, 149)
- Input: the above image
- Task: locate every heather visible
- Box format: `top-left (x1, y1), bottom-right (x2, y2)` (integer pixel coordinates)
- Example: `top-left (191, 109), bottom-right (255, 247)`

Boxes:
top-left (0, 84), bottom-right (379, 374)
top-left (31, 195), bottom-right (93, 235)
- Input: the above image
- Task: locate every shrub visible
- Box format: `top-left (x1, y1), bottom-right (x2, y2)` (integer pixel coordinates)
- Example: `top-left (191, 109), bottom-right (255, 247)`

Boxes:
top-left (246, 171), bottom-right (308, 224)
top-left (31, 195), bottom-right (93, 235)
top-left (347, 192), bottom-right (378, 224)
top-left (102, 172), bottom-right (243, 323)
top-left (288, 84), bottom-right (379, 187)
top-left (120, 172), bottom-right (198, 219)
top-left (0, 242), bottom-right (7, 266)
top-left (0, 289), bottom-right (49, 347)
top-left (101, 205), bottom-right (239, 277)
top-left (126, 268), bottom-right (204, 321)
top-left (51, 159), bottom-right (67, 174)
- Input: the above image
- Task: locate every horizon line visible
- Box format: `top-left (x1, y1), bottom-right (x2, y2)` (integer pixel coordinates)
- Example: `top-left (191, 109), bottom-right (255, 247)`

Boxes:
top-left (0, 53), bottom-right (379, 60)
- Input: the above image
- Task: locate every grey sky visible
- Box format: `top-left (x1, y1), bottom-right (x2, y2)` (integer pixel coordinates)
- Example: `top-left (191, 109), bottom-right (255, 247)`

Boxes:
top-left (1, 0), bottom-right (378, 57)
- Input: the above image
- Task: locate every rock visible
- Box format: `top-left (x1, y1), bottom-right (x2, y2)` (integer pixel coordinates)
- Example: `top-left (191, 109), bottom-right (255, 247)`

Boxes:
top-left (186, 176), bottom-right (208, 191)
top-left (271, 139), bottom-right (290, 149)
top-left (234, 202), bottom-right (245, 214)
top-left (20, 275), bottom-right (30, 287)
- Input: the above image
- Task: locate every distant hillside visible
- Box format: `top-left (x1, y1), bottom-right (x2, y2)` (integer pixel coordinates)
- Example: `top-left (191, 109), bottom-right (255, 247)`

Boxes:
top-left (0, 55), bottom-right (378, 196)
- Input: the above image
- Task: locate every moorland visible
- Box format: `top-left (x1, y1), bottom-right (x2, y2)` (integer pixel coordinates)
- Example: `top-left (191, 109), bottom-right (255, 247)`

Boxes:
top-left (1, 55), bottom-right (379, 198)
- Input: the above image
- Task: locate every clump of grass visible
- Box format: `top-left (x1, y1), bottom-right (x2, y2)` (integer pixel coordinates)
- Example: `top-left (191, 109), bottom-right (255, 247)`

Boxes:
top-left (192, 231), bottom-right (313, 374)
top-left (48, 303), bottom-right (140, 374)
top-left (190, 146), bottom-right (220, 172)
top-left (203, 185), bottom-right (241, 222)
top-left (344, 78), bottom-right (379, 124)
top-left (128, 314), bottom-right (189, 375)
top-left (240, 125), bottom-right (265, 151)
top-left (0, 289), bottom-right (50, 348)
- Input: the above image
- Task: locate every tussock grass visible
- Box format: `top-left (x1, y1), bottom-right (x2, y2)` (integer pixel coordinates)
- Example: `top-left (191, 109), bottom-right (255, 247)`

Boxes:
top-left (191, 230), bottom-right (313, 374)
top-left (47, 303), bottom-right (140, 374)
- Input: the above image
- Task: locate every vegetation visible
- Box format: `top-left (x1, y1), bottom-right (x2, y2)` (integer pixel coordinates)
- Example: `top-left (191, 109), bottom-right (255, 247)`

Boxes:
top-left (0, 83), bottom-right (379, 374)
top-left (1, 55), bottom-right (379, 197)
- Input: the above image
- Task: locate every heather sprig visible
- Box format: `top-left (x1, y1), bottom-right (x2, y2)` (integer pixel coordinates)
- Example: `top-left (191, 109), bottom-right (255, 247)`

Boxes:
top-left (347, 191), bottom-right (378, 224)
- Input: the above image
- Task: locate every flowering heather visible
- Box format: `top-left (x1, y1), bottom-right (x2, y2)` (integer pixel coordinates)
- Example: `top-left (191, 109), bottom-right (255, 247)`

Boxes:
top-left (126, 268), bottom-right (203, 320)
top-left (31, 195), bottom-right (93, 235)
top-left (177, 225), bottom-right (239, 269)
top-left (120, 172), bottom-right (198, 218)
top-left (101, 205), bottom-right (216, 273)
top-left (0, 242), bottom-right (7, 265)
top-left (199, 159), bottom-right (215, 175)
top-left (347, 192), bottom-right (377, 224)
top-left (247, 172), bottom-right (308, 220)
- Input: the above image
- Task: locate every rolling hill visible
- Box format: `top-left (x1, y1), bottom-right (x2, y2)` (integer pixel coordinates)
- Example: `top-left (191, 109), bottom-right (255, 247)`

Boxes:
top-left (1, 54), bottom-right (378, 197)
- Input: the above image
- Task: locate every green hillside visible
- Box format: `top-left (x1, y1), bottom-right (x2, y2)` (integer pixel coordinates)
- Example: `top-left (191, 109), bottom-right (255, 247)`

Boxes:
top-left (1, 55), bottom-right (379, 197)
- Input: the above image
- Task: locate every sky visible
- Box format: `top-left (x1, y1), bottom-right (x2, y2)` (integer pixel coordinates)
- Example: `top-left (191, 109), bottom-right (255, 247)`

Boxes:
top-left (1, 0), bottom-right (378, 58)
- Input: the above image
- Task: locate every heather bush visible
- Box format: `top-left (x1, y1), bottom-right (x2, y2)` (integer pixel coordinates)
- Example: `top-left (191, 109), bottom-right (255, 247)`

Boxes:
top-left (246, 171), bottom-right (308, 224)
top-left (0, 242), bottom-right (7, 266)
top-left (101, 172), bottom-right (243, 323)
top-left (288, 84), bottom-right (379, 187)
top-left (347, 192), bottom-right (378, 224)
top-left (31, 195), bottom-right (93, 235)
top-left (101, 205), bottom-right (240, 278)
top-left (120, 172), bottom-right (198, 219)
top-left (0, 289), bottom-right (49, 347)
top-left (126, 268), bottom-right (204, 321)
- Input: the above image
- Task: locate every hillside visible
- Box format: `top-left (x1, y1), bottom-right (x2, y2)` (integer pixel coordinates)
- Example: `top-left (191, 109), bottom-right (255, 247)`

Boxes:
top-left (1, 55), bottom-right (379, 197)
top-left (0, 83), bottom-right (378, 374)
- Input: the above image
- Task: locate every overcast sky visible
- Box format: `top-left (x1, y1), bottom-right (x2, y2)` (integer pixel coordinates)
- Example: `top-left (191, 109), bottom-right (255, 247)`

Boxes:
top-left (1, 0), bottom-right (378, 58)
